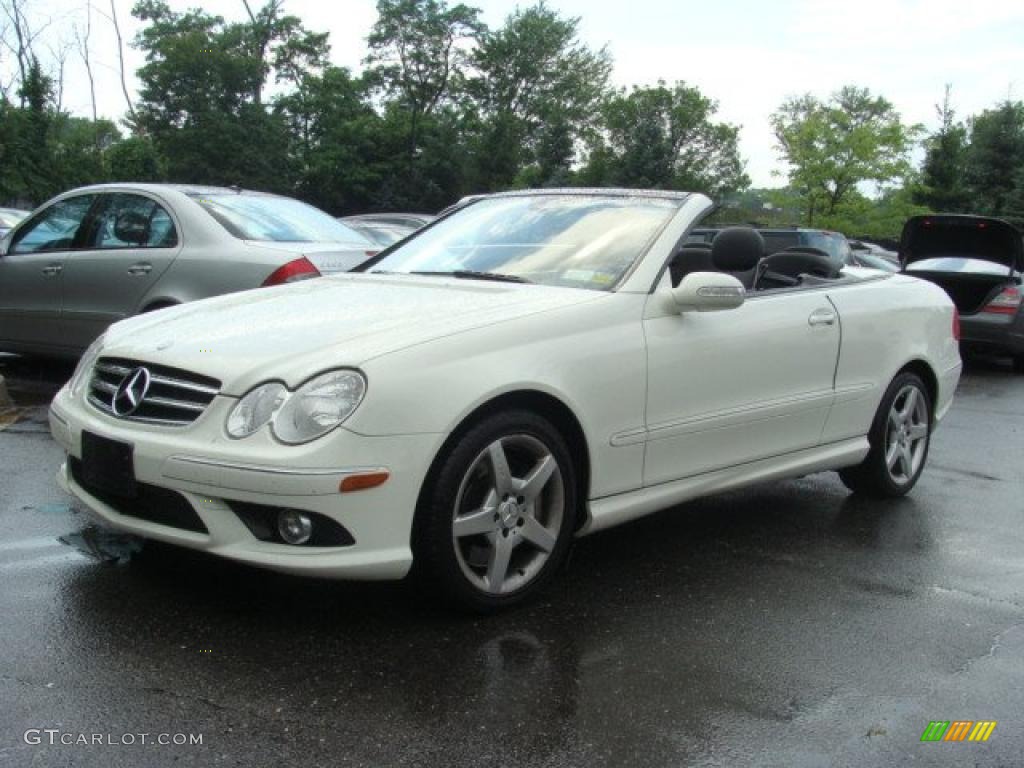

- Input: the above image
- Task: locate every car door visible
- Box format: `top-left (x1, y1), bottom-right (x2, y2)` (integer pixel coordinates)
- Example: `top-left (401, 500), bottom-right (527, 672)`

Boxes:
top-left (642, 285), bottom-right (841, 486)
top-left (0, 194), bottom-right (96, 352)
top-left (59, 192), bottom-right (182, 349)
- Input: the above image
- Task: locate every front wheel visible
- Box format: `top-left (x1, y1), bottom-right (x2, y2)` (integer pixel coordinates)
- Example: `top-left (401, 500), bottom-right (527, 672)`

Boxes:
top-left (838, 372), bottom-right (932, 498)
top-left (414, 410), bottom-right (578, 612)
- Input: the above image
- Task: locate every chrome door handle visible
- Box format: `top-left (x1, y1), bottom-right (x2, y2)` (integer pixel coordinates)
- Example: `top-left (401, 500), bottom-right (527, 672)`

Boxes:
top-left (41, 263), bottom-right (63, 276)
top-left (128, 263), bottom-right (152, 276)
top-left (808, 308), bottom-right (836, 326)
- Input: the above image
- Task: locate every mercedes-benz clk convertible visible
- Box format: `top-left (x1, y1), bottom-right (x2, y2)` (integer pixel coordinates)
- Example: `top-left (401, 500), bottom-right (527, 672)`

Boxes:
top-left (49, 189), bottom-right (963, 610)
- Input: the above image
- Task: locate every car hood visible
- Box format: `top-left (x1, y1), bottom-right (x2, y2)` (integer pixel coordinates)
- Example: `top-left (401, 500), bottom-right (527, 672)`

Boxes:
top-left (900, 215), bottom-right (1022, 272)
top-left (101, 274), bottom-right (603, 395)
top-left (244, 240), bottom-right (376, 274)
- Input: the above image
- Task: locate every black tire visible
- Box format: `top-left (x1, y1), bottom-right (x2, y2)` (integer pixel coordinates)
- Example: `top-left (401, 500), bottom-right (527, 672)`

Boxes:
top-left (413, 409), bottom-right (578, 613)
top-left (838, 371), bottom-right (932, 498)
top-left (1013, 356), bottom-right (1024, 374)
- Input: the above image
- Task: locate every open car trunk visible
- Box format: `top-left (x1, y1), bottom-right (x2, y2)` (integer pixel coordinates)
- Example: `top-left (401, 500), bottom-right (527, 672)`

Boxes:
top-left (900, 267), bottom-right (1010, 315)
top-left (900, 215), bottom-right (1022, 316)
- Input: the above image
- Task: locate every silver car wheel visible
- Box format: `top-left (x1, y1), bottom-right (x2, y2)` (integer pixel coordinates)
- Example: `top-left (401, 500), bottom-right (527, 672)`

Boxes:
top-left (885, 384), bottom-right (929, 485)
top-left (451, 434), bottom-right (565, 595)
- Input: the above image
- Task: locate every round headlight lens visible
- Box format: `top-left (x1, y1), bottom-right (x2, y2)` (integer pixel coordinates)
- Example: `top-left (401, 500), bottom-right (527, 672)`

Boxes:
top-left (272, 370), bottom-right (366, 445)
top-left (226, 382), bottom-right (288, 438)
top-left (69, 333), bottom-right (106, 397)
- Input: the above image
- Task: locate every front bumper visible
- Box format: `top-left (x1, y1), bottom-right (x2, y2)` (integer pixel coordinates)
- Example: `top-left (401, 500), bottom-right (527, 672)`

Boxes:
top-left (49, 386), bottom-right (443, 580)
top-left (960, 311), bottom-right (1024, 357)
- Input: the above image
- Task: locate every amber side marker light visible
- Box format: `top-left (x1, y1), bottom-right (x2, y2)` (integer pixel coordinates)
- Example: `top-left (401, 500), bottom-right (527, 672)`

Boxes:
top-left (340, 471), bottom-right (390, 493)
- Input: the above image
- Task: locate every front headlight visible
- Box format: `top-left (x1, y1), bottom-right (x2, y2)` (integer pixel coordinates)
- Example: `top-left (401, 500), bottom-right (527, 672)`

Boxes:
top-left (226, 382), bottom-right (288, 439)
top-left (68, 333), bottom-right (106, 397)
top-left (272, 370), bottom-right (366, 445)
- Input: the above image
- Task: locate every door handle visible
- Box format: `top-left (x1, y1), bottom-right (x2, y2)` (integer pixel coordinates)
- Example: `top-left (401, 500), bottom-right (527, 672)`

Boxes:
top-left (808, 308), bottom-right (836, 326)
top-left (41, 263), bottom-right (63, 276)
top-left (127, 263), bottom-right (153, 276)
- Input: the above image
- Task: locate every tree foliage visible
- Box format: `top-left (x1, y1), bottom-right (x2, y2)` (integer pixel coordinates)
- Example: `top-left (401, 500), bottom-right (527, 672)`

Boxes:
top-left (964, 100), bottom-right (1024, 225)
top-left (771, 86), bottom-right (921, 226)
top-left (916, 86), bottom-right (970, 212)
top-left (583, 81), bottom-right (748, 196)
top-left (469, 2), bottom-right (611, 189)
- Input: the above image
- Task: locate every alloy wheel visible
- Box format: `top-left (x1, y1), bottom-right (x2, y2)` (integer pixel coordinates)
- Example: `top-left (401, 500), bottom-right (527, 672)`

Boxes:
top-left (451, 434), bottom-right (565, 595)
top-left (885, 384), bottom-right (929, 485)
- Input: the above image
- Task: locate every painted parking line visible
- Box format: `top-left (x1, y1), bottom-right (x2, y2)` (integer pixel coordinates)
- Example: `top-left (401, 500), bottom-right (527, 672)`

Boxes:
top-left (0, 551), bottom-right (88, 572)
top-left (0, 536), bottom-right (64, 553)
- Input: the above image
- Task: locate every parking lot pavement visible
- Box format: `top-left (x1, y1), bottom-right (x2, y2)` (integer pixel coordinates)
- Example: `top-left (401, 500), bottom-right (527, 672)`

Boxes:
top-left (1, 353), bottom-right (1022, 768)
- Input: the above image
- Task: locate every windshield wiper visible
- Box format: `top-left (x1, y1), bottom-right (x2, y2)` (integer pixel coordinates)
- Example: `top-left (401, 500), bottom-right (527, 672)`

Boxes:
top-left (410, 270), bottom-right (532, 284)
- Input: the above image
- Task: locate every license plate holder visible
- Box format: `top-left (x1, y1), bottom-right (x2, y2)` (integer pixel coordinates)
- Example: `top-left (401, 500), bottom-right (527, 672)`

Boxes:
top-left (80, 431), bottom-right (137, 498)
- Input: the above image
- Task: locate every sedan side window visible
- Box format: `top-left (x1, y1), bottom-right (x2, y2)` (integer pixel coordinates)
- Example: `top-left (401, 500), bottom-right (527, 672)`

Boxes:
top-left (9, 195), bottom-right (96, 254)
top-left (87, 194), bottom-right (179, 250)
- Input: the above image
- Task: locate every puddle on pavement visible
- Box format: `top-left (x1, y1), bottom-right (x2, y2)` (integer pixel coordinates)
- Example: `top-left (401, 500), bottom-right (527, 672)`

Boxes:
top-left (58, 525), bottom-right (145, 564)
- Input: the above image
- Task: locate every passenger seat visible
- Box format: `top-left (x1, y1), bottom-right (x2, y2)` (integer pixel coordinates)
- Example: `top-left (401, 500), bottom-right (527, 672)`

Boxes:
top-left (710, 227), bottom-right (765, 288)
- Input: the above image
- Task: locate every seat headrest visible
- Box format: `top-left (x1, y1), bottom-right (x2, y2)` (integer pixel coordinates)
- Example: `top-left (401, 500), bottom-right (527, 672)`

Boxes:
top-left (675, 244), bottom-right (715, 270)
top-left (711, 227), bottom-right (765, 271)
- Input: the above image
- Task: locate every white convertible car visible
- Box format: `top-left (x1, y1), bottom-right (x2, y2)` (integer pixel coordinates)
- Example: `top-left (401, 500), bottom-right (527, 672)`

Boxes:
top-left (48, 190), bottom-right (962, 610)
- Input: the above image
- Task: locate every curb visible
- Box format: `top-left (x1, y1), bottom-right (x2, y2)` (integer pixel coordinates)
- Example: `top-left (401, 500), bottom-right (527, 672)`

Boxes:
top-left (0, 374), bottom-right (11, 410)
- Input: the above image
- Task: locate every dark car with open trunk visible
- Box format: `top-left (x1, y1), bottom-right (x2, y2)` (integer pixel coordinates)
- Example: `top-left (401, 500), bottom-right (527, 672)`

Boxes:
top-left (900, 214), bottom-right (1023, 371)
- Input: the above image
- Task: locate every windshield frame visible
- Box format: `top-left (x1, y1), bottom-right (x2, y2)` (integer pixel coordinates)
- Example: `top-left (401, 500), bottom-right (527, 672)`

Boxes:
top-left (356, 192), bottom-right (684, 292)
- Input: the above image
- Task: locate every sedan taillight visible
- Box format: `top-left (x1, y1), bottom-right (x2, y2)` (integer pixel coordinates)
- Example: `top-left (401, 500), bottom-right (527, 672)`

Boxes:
top-left (262, 257), bottom-right (321, 287)
top-left (952, 309), bottom-right (961, 341)
top-left (981, 286), bottom-right (1022, 315)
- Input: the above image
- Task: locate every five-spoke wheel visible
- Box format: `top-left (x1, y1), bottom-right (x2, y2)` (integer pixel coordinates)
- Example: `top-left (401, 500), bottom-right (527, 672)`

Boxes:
top-left (839, 371), bottom-right (932, 498)
top-left (415, 410), bottom-right (577, 611)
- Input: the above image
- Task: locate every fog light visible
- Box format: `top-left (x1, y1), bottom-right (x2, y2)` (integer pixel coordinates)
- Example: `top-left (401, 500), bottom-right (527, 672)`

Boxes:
top-left (278, 509), bottom-right (313, 545)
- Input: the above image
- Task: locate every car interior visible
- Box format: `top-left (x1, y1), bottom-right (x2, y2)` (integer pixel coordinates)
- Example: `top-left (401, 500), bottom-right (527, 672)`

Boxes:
top-left (668, 226), bottom-right (848, 292)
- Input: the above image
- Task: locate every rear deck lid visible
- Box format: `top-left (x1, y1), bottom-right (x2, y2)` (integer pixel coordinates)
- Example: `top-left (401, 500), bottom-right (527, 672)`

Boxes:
top-left (900, 215), bottom-right (1022, 272)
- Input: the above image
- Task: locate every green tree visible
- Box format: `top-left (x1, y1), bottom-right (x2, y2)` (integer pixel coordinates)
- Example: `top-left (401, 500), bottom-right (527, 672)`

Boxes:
top-left (275, 66), bottom-right (389, 212)
top-left (365, 0), bottom-right (484, 164)
top-left (106, 135), bottom-right (167, 182)
top-left (771, 86), bottom-right (921, 225)
top-left (582, 81), bottom-right (749, 196)
top-left (964, 100), bottom-right (1024, 219)
top-left (917, 86), bottom-right (969, 212)
top-left (469, 2), bottom-right (611, 189)
top-left (131, 0), bottom-right (324, 190)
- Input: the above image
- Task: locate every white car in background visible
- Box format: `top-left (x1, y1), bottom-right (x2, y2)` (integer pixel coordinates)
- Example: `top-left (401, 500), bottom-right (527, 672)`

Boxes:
top-left (48, 189), bottom-right (962, 611)
top-left (0, 184), bottom-right (376, 358)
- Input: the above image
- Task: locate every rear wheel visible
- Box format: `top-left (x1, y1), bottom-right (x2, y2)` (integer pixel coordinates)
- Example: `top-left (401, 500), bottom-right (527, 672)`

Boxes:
top-left (1013, 356), bottom-right (1024, 374)
top-left (838, 372), bottom-right (932, 498)
top-left (414, 410), bottom-right (577, 612)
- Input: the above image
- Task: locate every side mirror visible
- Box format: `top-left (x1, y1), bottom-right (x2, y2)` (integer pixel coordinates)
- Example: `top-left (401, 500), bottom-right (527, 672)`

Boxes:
top-left (671, 271), bottom-right (745, 313)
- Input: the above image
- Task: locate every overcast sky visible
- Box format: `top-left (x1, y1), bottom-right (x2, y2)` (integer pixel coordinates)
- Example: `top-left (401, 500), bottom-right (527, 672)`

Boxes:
top-left (7, 0), bottom-right (1024, 187)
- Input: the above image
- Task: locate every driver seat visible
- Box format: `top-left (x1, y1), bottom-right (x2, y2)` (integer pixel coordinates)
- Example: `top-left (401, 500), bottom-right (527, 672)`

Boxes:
top-left (710, 227), bottom-right (765, 288)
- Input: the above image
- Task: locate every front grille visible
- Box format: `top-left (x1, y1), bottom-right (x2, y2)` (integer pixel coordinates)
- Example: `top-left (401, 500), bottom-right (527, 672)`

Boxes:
top-left (88, 357), bottom-right (221, 426)
top-left (69, 458), bottom-right (209, 534)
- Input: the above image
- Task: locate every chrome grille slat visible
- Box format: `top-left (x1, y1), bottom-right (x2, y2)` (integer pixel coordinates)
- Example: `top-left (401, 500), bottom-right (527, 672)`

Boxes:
top-left (149, 374), bottom-right (219, 397)
top-left (86, 357), bottom-right (221, 427)
top-left (143, 396), bottom-right (206, 413)
top-left (95, 362), bottom-right (132, 377)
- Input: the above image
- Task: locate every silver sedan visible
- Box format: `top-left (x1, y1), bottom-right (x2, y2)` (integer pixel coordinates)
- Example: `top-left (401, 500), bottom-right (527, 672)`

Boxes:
top-left (0, 184), bottom-right (376, 358)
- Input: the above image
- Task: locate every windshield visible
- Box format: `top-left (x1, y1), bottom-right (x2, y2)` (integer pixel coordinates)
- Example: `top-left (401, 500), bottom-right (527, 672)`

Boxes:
top-left (365, 195), bottom-right (678, 291)
top-left (801, 231), bottom-right (849, 264)
top-left (192, 194), bottom-right (371, 244)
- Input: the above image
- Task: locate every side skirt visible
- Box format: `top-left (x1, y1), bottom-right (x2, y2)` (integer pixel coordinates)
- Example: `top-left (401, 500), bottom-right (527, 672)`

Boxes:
top-left (579, 437), bottom-right (869, 536)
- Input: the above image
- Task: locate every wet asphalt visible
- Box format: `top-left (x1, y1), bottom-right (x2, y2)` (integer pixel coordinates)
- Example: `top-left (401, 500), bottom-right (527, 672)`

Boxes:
top-left (0, 354), bottom-right (1022, 768)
